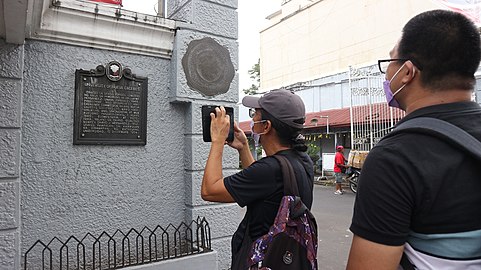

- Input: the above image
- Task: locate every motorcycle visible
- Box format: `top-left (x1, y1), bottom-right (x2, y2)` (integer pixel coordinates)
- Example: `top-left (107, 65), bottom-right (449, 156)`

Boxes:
top-left (345, 167), bottom-right (361, 193)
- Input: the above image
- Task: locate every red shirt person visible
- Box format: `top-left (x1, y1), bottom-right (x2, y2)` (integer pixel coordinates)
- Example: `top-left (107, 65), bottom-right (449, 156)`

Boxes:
top-left (333, 145), bottom-right (346, 194)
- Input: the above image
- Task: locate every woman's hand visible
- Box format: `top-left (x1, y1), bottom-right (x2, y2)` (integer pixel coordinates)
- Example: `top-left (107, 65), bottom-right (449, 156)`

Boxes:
top-left (228, 121), bottom-right (248, 150)
top-left (210, 106), bottom-right (230, 144)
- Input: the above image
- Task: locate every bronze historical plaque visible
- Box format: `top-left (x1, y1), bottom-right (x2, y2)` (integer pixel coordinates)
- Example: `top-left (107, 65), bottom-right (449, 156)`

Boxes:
top-left (182, 37), bottom-right (235, 96)
top-left (73, 61), bottom-right (148, 145)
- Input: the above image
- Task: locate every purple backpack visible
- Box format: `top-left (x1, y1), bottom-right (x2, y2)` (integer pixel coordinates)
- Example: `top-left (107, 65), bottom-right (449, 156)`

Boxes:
top-left (247, 155), bottom-right (318, 270)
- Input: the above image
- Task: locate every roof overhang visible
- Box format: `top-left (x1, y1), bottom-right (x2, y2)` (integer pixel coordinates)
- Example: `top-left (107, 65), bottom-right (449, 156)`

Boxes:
top-left (1, 0), bottom-right (176, 58)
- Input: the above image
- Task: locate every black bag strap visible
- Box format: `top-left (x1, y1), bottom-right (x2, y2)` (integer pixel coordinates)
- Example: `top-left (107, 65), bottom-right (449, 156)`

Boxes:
top-left (386, 117), bottom-right (481, 160)
top-left (273, 154), bottom-right (313, 219)
top-left (387, 117), bottom-right (481, 270)
top-left (273, 154), bottom-right (300, 196)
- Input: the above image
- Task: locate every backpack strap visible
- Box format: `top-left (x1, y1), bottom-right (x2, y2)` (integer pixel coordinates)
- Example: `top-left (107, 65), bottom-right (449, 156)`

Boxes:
top-left (386, 117), bottom-right (481, 161)
top-left (273, 155), bottom-right (300, 196)
top-left (273, 154), bottom-right (311, 219)
top-left (387, 117), bottom-right (481, 270)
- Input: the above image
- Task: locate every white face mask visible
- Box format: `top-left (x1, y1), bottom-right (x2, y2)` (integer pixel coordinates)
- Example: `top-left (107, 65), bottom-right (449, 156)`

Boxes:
top-left (250, 120), bottom-right (267, 146)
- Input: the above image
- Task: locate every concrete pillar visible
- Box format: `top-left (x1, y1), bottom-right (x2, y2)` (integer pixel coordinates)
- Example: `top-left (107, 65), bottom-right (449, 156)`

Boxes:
top-left (168, 1), bottom-right (239, 269)
top-left (0, 39), bottom-right (23, 269)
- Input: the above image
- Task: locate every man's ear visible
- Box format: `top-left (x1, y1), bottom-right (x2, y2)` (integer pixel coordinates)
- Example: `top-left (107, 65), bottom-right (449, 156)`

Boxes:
top-left (264, 120), bottom-right (272, 133)
top-left (402, 60), bottom-right (417, 84)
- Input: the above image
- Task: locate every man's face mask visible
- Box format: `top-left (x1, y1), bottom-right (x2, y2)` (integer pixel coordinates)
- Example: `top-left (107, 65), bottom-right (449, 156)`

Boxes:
top-left (383, 63), bottom-right (414, 109)
top-left (250, 120), bottom-right (267, 146)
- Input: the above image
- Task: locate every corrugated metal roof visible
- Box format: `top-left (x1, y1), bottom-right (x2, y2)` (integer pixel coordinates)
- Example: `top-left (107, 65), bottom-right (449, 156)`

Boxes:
top-left (239, 103), bottom-right (403, 134)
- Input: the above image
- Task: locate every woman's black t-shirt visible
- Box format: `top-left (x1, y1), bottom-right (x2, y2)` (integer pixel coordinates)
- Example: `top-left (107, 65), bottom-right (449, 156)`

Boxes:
top-left (224, 149), bottom-right (314, 254)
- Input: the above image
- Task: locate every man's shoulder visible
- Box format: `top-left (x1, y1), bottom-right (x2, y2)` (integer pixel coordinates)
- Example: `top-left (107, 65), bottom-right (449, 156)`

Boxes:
top-left (380, 110), bottom-right (481, 150)
top-left (276, 149), bottom-right (310, 161)
top-left (252, 151), bottom-right (311, 173)
top-left (248, 156), bottom-right (281, 173)
top-left (398, 102), bottom-right (481, 137)
top-left (258, 155), bottom-right (282, 165)
top-left (371, 131), bottom-right (432, 160)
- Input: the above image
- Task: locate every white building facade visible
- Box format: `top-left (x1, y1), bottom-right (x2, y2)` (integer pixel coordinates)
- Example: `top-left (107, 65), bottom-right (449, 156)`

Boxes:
top-left (252, 0), bottom-right (481, 169)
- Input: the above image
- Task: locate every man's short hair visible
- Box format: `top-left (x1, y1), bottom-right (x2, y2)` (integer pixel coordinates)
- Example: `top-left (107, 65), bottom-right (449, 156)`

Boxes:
top-left (398, 10), bottom-right (481, 90)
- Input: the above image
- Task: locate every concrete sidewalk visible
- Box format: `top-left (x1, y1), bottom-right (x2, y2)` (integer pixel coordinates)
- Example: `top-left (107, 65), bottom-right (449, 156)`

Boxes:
top-left (314, 174), bottom-right (351, 190)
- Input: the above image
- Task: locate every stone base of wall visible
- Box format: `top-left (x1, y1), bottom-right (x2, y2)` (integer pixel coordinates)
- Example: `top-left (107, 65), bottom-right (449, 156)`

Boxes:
top-left (125, 251), bottom-right (218, 270)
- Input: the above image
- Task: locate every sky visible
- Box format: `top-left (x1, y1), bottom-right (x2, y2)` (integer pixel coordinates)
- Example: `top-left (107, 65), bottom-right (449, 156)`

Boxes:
top-left (121, 0), bottom-right (280, 96)
top-left (237, 0), bottom-right (279, 96)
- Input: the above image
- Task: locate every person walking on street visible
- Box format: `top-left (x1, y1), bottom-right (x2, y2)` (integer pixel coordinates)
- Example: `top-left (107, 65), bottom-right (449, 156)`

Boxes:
top-left (334, 145), bottom-right (347, 195)
top-left (201, 90), bottom-right (314, 269)
top-left (347, 10), bottom-right (481, 270)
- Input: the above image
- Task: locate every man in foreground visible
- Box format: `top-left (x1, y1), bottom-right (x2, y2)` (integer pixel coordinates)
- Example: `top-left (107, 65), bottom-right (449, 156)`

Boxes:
top-left (347, 10), bottom-right (481, 269)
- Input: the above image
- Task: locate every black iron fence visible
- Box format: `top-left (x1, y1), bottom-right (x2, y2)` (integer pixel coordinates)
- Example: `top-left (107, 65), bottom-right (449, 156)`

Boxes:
top-left (24, 217), bottom-right (211, 269)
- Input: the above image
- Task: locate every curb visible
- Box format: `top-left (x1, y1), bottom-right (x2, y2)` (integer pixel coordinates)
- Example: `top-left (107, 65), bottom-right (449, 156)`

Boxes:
top-left (314, 176), bottom-right (350, 189)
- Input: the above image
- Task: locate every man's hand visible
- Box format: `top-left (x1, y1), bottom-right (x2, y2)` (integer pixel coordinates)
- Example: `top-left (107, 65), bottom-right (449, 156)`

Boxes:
top-left (227, 121), bottom-right (248, 150)
top-left (210, 106), bottom-right (230, 144)
top-left (202, 106), bottom-right (235, 203)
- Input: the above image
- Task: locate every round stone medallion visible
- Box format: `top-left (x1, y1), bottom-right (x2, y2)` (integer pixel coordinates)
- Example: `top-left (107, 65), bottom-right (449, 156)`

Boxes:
top-left (182, 37), bottom-right (235, 96)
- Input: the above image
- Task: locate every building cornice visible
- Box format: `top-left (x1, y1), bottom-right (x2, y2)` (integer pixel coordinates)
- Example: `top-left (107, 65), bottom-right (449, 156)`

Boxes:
top-left (26, 0), bottom-right (176, 58)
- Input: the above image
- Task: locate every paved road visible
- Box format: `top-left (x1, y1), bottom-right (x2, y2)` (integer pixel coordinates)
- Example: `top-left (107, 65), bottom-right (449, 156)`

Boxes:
top-left (311, 184), bottom-right (356, 270)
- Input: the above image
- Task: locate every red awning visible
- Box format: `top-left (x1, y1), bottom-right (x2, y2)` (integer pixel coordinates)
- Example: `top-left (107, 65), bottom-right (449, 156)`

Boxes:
top-left (89, 0), bottom-right (122, 5)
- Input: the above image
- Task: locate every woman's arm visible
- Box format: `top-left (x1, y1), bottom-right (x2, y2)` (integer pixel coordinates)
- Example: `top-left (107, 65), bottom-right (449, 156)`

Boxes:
top-left (201, 106), bottom-right (235, 202)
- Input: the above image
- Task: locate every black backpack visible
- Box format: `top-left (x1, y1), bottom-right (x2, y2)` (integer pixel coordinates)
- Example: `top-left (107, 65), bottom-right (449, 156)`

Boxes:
top-left (384, 117), bottom-right (481, 270)
top-left (246, 155), bottom-right (318, 270)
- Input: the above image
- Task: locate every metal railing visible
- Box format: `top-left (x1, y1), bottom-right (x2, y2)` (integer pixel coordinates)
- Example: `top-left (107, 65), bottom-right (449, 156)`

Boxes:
top-left (24, 217), bottom-right (211, 269)
top-left (349, 66), bottom-right (405, 151)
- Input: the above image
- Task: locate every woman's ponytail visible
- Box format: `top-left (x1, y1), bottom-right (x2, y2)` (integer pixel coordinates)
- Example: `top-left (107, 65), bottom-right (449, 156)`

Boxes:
top-left (261, 110), bottom-right (308, 152)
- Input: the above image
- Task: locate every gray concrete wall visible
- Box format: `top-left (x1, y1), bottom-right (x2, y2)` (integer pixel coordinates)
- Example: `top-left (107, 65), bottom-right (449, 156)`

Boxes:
top-left (20, 40), bottom-right (187, 251)
top-left (0, 38), bottom-right (23, 270)
top-left (0, 0), bottom-right (240, 269)
top-left (168, 1), bottom-right (240, 269)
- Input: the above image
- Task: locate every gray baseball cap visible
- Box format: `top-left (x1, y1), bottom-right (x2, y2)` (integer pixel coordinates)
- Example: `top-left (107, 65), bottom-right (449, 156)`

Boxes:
top-left (242, 89), bottom-right (306, 129)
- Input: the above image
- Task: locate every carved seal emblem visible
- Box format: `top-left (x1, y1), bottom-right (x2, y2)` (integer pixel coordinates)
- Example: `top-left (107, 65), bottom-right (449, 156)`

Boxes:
top-left (106, 61), bottom-right (123, 82)
top-left (181, 37), bottom-right (235, 96)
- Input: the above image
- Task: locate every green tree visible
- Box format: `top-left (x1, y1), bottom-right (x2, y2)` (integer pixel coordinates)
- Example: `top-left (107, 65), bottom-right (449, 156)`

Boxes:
top-left (306, 141), bottom-right (320, 164)
top-left (243, 59), bottom-right (260, 95)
